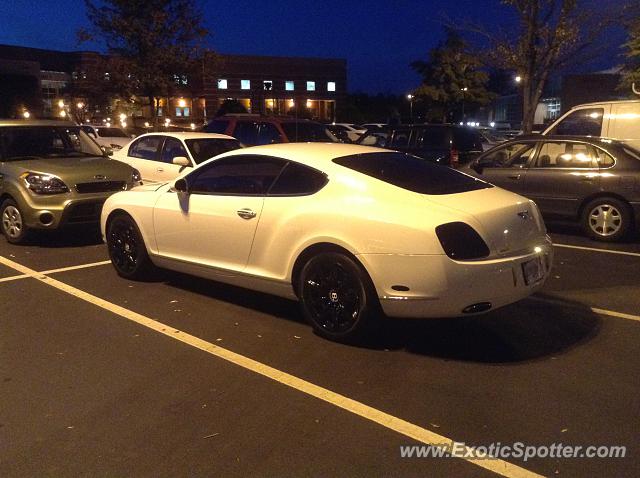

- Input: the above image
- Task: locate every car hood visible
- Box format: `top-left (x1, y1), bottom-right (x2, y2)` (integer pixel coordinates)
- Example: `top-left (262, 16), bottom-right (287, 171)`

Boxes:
top-left (6, 156), bottom-right (134, 182)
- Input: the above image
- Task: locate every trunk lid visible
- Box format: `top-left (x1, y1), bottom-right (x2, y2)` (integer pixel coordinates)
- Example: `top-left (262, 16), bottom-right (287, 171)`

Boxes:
top-left (426, 187), bottom-right (545, 258)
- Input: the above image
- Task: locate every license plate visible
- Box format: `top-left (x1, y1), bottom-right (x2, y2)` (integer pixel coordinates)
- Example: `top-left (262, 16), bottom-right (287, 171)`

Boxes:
top-left (522, 256), bottom-right (544, 285)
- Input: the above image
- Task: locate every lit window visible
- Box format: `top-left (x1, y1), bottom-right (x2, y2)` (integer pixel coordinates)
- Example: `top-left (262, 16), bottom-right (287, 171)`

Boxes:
top-left (285, 81), bottom-right (294, 91)
top-left (263, 80), bottom-right (273, 91)
top-left (175, 107), bottom-right (190, 117)
top-left (241, 80), bottom-right (251, 90)
top-left (306, 81), bottom-right (315, 91)
top-left (218, 79), bottom-right (228, 89)
top-left (327, 81), bottom-right (336, 92)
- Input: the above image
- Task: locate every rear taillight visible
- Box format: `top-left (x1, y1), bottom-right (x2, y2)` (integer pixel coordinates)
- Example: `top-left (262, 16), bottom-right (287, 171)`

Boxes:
top-left (450, 148), bottom-right (459, 168)
top-left (435, 222), bottom-right (490, 260)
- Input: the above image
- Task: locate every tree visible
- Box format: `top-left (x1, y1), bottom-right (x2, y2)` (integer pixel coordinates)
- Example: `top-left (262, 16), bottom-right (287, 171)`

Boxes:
top-left (473, 0), bottom-right (628, 133)
top-left (79, 0), bottom-right (209, 124)
top-left (411, 28), bottom-right (491, 123)
top-left (620, 16), bottom-right (640, 96)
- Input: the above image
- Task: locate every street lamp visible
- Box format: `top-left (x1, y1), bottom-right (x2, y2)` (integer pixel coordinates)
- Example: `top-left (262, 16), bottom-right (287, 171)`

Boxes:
top-left (515, 75), bottom-right (522, 83)
top-left (460, 87), bottom-right (468, 121)
top-left (407, 94), bottom-right (414, 122)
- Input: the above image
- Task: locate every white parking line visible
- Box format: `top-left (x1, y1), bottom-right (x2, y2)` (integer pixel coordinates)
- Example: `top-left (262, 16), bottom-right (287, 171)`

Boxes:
top-left (0, 260), bottom-right (111, 284)
top-left (554, 243), bottom-right (640, 258)
top-left (528, 296), bottom-right (640, 323)
top-left (0, 254), bottom-right (542, 478)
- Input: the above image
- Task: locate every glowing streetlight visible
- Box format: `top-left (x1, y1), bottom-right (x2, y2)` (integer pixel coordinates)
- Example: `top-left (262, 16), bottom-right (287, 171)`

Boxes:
top-left (58, 100), bottom-right (65, 109)
top-left (460, 87), bottom-right (468, 120)
top-left (59, 110), bottom-right (67, 118)
top-left (23, 111), bottom-right (31, 119)
top-left (77, 102), bottom-right (84, 109)
top-left (515, 75), bottom-right (522, 83)
top-left (407, 94), bottom-right (414, 121)
top-left (178, 98), bottom-right (187, 108)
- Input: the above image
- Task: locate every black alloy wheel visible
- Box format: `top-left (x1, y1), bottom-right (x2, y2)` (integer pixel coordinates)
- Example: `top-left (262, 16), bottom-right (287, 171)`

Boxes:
top-left (107, 214), bottom-right (154, 279)
top-left (299, 252), bottom-right (378, 342)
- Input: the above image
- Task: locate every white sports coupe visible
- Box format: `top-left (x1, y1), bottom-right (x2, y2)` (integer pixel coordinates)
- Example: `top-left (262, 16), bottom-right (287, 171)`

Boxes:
top-left (101, 143), bottom-right (553, 341)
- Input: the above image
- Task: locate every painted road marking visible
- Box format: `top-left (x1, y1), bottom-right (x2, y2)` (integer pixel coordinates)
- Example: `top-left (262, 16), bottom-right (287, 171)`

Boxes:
top-left (0, 260), bottom-right (111, 284)
top-left (554, 243), bottom-right (640, 258)
top-left (0, 254), bottom-right (542, 478)
top-left (528, 296), bottom-right (640, 323)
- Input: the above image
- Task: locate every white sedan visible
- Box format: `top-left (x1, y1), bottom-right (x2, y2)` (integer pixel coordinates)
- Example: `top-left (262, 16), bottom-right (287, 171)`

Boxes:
top-left (111, 132), bottom-right (241, 184)
top-left (101, 143), bottom-right (553, 342)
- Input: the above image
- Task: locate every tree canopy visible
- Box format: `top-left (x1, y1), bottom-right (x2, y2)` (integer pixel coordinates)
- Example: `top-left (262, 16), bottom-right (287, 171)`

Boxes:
top-left (620, 15), bottom-right (640, 96)
top-left (79, 0), bottom-right (209, 120)
top-left (411, 28), bottom-right (491, 122)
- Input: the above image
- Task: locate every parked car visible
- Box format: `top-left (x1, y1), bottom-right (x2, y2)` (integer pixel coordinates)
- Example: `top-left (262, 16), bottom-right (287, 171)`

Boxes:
top-left (101, 143), bottom-right (552, 342)
top-left (466, 136), bottom-right (640, 242)
top-left (0, 120), bottom-right (142, 244)
top-left (111, 132), bottom-right (241, 184)
top-left (81, 125), bottom-right (133, 150)
top-left (327, 123), bottom-right (367, 142)
top-left (360, 123), bottom-right (387, 131)
top-left (543, 100), bottom-right (640, 150)
top-left (202, 115), bottom-right (339, 145)
top-left (357, 124), bottom-right (484, 167)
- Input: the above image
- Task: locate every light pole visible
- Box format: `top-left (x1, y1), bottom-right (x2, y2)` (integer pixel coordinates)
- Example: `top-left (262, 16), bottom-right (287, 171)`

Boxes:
top-left (460, 87), bottom-right (468, 122)
top-left (406, 94), bottom-right (414, 123)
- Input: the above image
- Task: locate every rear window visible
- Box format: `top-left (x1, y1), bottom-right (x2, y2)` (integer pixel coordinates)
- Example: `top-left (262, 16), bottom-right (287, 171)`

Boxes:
top-left (203, 119), bottom-right (230, 134)
top-left (281, 122), bottom-right (338, 142)
top-left (185, 138), bottom-right (242, 164)
top-left (97, 127), bottom-right (128, 137)
top-left (419, 128), bottom-right (451, 149)
top-left (333, 152), bottom-right (491, 195)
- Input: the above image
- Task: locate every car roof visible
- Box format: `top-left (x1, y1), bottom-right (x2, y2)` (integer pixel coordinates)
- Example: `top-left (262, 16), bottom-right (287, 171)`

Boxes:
top-left (215, 142), bottom-right (389, 170)
top-left (570, 99), bottom-right (640, 108)
top-left (136, 132), bottom-right (237, 141)
top-left (0, 119), bottom-right (77, 127)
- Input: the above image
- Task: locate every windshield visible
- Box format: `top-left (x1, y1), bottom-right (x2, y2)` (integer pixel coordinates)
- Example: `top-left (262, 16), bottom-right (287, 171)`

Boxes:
top-left (97, 127), bottom-right (129, 138)
top-left (0, 126), bottom-right (105, 160)
top-left (333, 152), bottom-right (491, 195)
top-left (281, 122), bottom-right (339, 143)
top-left (185, 138), bottom-right (242, 164)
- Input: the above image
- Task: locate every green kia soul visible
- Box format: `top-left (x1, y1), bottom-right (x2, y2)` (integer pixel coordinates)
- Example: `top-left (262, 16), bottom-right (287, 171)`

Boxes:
top-left (0, 120), bottom-right (142, 244)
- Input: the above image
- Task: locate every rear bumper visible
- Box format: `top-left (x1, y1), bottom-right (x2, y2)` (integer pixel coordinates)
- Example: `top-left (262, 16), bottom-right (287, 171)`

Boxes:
top-left (359, 238), bottom-right (553, 318)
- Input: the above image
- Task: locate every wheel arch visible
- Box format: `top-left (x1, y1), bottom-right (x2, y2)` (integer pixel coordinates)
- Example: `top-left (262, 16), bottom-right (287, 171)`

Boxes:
top-left (290, 242), bottom-right (371, 298)
top-left (578, 192), bottom-right (634, 223)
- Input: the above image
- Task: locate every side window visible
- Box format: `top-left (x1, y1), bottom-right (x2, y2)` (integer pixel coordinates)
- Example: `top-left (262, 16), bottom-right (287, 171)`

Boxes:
top-left (233, 122), bottom-right (259, 145)
top-left (594, 147), bottom-right (615, 168)
top-left (188, 155), bottom-right (286, 195)
top-left (389, 130), bottom-right (410, 148)
top-left (128, 136), bottom-right (163, 160)
top-left (482, 143), bottom-right (535, 168)
top-left (203, 119), bottom-right (229, 134)
top-left (268, 162), bottom-right (328, 196)
top-left (534, 142), bottom-right (596, 168)
top-left (161, 137), bottom-right (189, 164)
top-left (551, 108), bottom-right (604, 136)
top-left (257, 123), bottom-right (283, 145)
top-left (81, 126), bottom-right (96, 138)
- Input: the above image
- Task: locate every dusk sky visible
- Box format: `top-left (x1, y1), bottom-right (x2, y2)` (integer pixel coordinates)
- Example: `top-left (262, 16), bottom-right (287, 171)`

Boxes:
top-left (0, 0), bottom-right (627, 94)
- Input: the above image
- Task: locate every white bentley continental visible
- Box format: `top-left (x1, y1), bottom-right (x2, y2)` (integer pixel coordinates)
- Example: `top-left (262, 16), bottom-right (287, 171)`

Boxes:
top-left (101, 143), bottom-right (553, 341)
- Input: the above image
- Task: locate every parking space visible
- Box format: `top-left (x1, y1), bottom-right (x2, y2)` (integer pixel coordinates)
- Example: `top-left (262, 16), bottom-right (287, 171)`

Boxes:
top-left (1, 229), bottom-right (639, 477)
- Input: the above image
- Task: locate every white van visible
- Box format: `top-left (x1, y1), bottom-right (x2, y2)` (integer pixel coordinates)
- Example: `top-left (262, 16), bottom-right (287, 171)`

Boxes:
top-left (543, 100), bottom-right (640, 150)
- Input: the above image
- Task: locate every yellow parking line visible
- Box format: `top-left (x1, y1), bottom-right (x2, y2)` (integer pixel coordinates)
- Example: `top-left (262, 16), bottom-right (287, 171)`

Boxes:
top-left (0, 260), bottom-right (111, 284)
top-left (0, 254), bottom-right (542, 478)
top-left (554, 243), bottom-right (640, 258)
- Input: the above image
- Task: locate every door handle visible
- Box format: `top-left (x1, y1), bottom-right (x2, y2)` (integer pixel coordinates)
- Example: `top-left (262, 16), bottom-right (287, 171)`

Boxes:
top-left (508, 174), bottom-right (521, 180)
top-left (237, 208), bottom-right (257, 220)
top-left (156, 167), bottom-right (164, 172)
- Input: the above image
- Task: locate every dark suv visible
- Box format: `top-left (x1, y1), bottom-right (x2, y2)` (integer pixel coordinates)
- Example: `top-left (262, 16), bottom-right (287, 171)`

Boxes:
top-left (202, 115), bottom-right (338, 146)
top-left (356, 124), bottom-right (484, 167)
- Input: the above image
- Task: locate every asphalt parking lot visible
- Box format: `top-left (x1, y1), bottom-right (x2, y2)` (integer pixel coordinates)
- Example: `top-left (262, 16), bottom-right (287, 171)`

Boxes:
top-left (1, 225), bottom-right (639, 477)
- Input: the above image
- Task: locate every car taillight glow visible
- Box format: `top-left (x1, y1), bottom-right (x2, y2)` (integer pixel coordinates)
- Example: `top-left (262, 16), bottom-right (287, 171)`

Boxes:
top-left (450, 148), bottom-right (460, 168)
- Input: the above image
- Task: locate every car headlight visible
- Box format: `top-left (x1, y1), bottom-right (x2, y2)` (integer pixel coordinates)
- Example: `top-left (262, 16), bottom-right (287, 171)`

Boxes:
top-left (132, 168), bottom-right (142, 183)
top-left (21, 172), bottom-right (69, 194)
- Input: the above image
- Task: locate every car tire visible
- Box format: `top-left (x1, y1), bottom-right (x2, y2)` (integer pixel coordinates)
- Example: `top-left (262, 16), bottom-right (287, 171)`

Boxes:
top-left (106, 214), bottom-right (155, 279)
top-left (581, 197), bottom-right (632, 242)
top-left (298, 252), bottom-right (380, 343)
top-left (1, 199), bottom-right (29, 244)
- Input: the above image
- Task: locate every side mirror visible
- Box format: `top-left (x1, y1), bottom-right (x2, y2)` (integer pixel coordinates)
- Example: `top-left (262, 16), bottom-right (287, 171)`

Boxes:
top-left (174, 178), bottom-right (188, 193)
top-left (101, 145), bottom-right (114, 156)
top-left (130, 134), bottom-right (136, 138)
top-left (172, 156), bottom-right (191, 167)
top-left (471, 160), bottom-right (488, 174)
